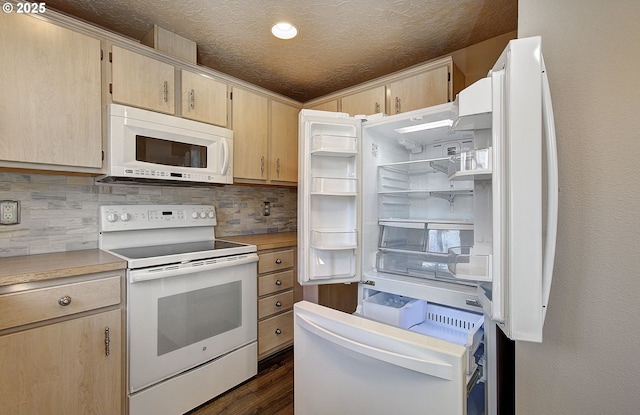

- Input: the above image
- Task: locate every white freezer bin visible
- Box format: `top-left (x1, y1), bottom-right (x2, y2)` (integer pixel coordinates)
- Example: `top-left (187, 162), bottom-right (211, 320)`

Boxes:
top-left (362, 292), bottom-right (428, 329)
top-left (362, 292), bottom-right (483, 376)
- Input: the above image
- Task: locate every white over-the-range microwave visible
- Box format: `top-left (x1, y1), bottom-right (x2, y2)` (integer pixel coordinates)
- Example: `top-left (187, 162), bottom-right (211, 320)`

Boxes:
top-left (99, 104), bottom-right (233, 185)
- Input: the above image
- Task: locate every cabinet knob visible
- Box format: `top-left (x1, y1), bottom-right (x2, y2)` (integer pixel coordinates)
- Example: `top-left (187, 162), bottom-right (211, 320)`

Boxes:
top-left (275, 258), bottom-right (282, 264)
top-left (58, 295), bottom-right (72, 306)
top-left (275, 279), bottom-right (282, 286)
top-left (275, 301), bottom-right (282, 307)
top-left (275, 328), bottom-right (282, 335)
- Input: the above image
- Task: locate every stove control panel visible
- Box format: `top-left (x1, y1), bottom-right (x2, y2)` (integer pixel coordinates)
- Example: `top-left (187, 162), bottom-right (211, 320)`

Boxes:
top-left (100, 204), bottom-right (217, 231)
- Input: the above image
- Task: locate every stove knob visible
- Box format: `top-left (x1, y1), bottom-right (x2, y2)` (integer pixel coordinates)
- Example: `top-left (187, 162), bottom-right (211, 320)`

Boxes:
top-left (199, 211), bottom-right (207, 219)
top-left (106, 213), bottom-right (118, 223)
top-left (208, 211), bottom-right (215, 219)
top-left (120, 213), bottom-right (131, 222)
top-left (191, 212), bottom-right (199, 219)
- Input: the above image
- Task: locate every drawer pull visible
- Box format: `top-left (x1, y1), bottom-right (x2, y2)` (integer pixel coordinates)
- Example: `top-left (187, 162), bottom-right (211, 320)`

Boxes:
top-left (275, 328), bottom-right (282, 335)
top-left (275, 279), bottom-right (282, 286)
top-left (275, 258), bottom-right (282, 264)
top-left (105, 327), bottom-right (111, 357)
top-left (276, 301), bottom-right (282, 307)
top-left (58, 295), bottom-right (72, 306)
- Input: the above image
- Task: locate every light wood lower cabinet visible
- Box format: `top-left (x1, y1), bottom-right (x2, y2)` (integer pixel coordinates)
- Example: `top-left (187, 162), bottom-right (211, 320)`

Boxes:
top-left (0, 273), bottom-right (124, 415)
top-left (257, 247), bottom-right (296, 360)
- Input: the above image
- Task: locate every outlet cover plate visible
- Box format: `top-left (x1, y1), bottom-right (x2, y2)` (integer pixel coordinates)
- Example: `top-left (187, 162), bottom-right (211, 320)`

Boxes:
top-left (0, 200), bottom-right (20, 225)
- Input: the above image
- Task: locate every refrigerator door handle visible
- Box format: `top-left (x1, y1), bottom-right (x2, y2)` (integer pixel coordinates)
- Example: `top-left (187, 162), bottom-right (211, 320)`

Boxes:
top-left (541, 56), bottom-right (558, 321)
top-left (296, 312), bottom-right (454, 380)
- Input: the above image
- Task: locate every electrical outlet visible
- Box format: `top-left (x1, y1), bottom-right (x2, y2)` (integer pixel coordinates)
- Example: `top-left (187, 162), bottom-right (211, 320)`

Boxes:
top-left (263, 201), bottom-right (271, 216)
top-left (0, 200), bottom-right (20, 225)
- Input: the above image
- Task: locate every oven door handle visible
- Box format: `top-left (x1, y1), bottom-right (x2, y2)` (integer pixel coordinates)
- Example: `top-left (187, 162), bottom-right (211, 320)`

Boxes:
top-left (129, 253), bottom-right (259, 283)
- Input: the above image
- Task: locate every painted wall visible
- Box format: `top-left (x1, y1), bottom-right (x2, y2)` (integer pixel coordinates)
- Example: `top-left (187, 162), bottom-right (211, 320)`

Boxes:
top-left (517, 1), bottom-right (640, 413)
top-left (0, 172), bottom-right (297, 257)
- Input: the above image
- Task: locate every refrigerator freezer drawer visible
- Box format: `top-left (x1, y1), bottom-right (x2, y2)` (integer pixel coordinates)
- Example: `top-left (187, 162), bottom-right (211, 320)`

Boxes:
top-left (409, 303), bottom-right (484, 376)
top-left (294, 301), bottom-right (467, 415)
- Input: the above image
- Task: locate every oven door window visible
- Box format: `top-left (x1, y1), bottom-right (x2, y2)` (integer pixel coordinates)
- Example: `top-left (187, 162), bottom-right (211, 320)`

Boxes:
top-left (157, 281), bottom-right (241, 356)
top-left (136, 135), bottom-right (207, 168)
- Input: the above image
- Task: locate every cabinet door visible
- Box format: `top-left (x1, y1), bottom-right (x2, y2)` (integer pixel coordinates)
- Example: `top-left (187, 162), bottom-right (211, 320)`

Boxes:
top-left (232, 87), bottom-right (268, 181)
top-left (306, 99), bottom-right (338, 112)
top-left (389, 65), bottom-right (450, 114)
top-left (111, 45), bottom-right (175, 114)
top-left (270, 101), bottom-right (299, 183)
top-left (0, 309), bottom-right (122, 415)
top-left (0, 13), bottom-right (102, 169)
top-left (341, 86), bottom-right (386, 116)
top-left (181, 70), bottom-right (228, 127)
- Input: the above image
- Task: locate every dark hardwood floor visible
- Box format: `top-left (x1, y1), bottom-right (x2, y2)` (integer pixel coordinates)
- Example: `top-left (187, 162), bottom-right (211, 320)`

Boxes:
top-left (186, 348), bottom-right (294, 415)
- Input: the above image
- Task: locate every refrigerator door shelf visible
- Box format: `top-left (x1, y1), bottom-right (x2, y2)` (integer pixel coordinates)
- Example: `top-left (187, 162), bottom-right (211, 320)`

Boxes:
top-left (308, 247), bottom-right (356, 280)
top-left (310, 177), bottom-right (357, 194)
top-left (309, 229), bottom-right (357, 249)
top-left (310, 134), bottom-right (357, 156)
top-left (448, 148), bottom-right (493, 180)
top-left (448, 247), bottom-right (492, 282)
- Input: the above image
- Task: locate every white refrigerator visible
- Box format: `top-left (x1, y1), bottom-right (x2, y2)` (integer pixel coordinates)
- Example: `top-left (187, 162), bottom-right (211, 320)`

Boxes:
top-left (294, 36), bottom-right (558, 415)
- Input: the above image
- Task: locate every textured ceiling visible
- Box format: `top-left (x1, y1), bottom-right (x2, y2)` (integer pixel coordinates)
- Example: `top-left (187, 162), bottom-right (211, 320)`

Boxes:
top-left (45, 0), bottom-right (517, 102)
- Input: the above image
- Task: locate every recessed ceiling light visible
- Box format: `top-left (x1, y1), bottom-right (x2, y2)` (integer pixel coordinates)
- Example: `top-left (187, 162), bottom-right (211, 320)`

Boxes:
top-left (271, 22), bottom-right (298, 40)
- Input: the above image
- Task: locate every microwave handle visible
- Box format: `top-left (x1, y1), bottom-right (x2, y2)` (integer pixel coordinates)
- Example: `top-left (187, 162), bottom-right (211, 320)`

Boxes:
top-left (221, 137), bottom-right (230, 175)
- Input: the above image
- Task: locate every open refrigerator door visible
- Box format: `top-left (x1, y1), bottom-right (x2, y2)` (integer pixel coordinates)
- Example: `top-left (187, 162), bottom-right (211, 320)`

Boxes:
top-left (295, 36), bottom-right (557, 414)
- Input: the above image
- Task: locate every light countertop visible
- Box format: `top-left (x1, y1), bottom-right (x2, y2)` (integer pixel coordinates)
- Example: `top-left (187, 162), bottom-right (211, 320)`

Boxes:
top-left (224, 231), bottom-right (297, 251)
top-left (0, 249), bottom-right (126, 287)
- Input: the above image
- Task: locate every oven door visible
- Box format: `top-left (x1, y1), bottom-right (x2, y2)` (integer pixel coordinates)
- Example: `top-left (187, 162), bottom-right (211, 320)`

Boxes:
top-left (127, 253), bottom-right (258, 393)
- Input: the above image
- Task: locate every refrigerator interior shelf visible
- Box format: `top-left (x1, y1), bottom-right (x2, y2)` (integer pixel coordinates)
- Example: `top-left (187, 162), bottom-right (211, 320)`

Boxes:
top-left (377, 156), bottom-right (452, 171)
top-left (310, 177), bottom-right (357, 195)
top-left (311, 134), bottom-right (357, 156)
top-left (447, 247), bottom-right (492, 282)
top-left (310, 230), bottom-right (358, 250)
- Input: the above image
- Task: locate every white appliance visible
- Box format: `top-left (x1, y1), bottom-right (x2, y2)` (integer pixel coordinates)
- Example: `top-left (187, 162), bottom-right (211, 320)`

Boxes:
top-left (295, 36), bottom-right (558, 415)
top-left (100, 104), bottom-right (233, 185)
top-left (99, 204), bottom-right (258, 415)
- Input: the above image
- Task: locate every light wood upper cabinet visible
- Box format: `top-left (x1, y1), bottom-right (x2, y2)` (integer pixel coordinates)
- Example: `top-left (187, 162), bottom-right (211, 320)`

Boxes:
top-left (181, 70), bottom-right (228, 127)
top-left (389, 60), bottom-right (464, 114)
top-left (111, 45), bottom-right (175, 114)
top-left (341, 86), bottom-right (386, 116)
top-left (306, 99), bottom-right (338, 112)
top-left (0, 12), bottom-right (102, 170)
top-left (232, 87), bottom-right (300, 185)
top-left (270, 100), bottom-right (299, 184)
top-left (232, 87), bottom-right (269, 181)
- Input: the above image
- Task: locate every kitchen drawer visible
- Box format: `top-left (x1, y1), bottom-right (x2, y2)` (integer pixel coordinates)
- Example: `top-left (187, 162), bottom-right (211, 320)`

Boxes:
top-left (258, 249), bottom-right (294, 274)
top-left (258, 290), bottom-right (294, 319)
top-left (258, 269), bottom-right (294, 296)
top-left (0, 275), bottom-right (121, 331)
top-left (258, 310), bottom-right (293, 356)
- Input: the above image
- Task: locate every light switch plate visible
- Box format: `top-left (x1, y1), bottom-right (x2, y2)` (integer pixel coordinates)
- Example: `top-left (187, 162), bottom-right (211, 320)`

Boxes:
top-left (0, 200), bottom-right (20, 225)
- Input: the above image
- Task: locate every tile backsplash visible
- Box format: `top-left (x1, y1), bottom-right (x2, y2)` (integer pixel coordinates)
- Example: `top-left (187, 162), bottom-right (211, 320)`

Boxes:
top-left (0, 172), bottom-right (297, 257)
